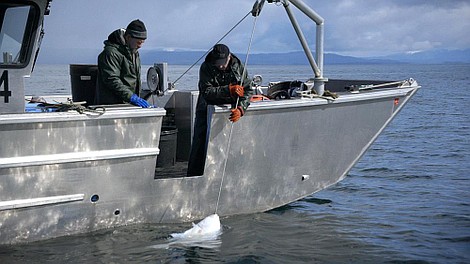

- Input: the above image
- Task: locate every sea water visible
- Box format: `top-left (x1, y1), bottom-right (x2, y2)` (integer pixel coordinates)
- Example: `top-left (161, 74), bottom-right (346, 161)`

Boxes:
top-left (0, 64), bottom-right (469, 263)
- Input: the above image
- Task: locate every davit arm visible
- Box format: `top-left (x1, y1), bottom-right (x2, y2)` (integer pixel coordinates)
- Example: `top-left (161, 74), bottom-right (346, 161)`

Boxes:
top-left (257, 0), bottom-right (327, 95)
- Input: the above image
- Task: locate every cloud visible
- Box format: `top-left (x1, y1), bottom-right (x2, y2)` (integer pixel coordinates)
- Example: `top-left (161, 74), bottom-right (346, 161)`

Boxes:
top-left (40, 0), bottom-right (470, 60)
top-left (321, 0), bottom-right (470, 56)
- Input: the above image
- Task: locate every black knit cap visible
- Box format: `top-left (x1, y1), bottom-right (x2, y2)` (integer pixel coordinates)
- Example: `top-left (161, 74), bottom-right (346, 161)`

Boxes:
top-left (126, 19), bottom-right (147, 40)
top-left (210, 44), bottom-right (230, 66)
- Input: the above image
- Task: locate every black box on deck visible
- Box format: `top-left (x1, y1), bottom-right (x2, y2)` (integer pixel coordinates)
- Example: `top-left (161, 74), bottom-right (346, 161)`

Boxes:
top-left (70, 64), bottom-right (98, 106)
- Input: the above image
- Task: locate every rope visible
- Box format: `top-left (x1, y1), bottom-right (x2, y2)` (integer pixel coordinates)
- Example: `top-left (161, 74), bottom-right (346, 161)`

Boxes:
top-left (65, 104), bottom-right (106, 116)
top-left (240, 13), bottom-right (258, 86)
top-left (27, 98), bottom-right (106, 116)
top-left (52, 100), bottom-right (105, 116)
top-left (214, 98), bottom-right (238, 214)
top-left (172, 11), bottom-right (252, 86)
top-left (215, 14), bottom-right (259, 215)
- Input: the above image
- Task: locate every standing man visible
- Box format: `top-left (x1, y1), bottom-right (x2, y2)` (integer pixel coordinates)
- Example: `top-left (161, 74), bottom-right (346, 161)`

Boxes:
top-left (187, 44), bottom-right (253, 176)
top-left (95, 19), bottom-right (151, 107)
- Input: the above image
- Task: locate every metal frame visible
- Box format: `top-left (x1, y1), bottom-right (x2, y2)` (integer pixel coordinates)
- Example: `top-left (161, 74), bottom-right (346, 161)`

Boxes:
top-left (269, 0), bottom-right (327, 94)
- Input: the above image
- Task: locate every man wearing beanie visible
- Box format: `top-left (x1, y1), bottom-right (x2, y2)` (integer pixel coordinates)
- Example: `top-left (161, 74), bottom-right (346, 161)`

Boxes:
top-left (187, 43), bottom-right (253, 176)
top-left (95, 19), bottom-right (151, 107)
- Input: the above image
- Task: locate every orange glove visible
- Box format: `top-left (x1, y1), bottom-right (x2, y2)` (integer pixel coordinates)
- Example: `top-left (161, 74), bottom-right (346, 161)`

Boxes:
top-left (229, 106), bottom-right (244, 122)
top-left (229, 84), bottom-right (244, 98)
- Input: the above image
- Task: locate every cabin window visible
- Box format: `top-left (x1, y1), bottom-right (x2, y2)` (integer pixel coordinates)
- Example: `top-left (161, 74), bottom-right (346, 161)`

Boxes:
top-left (0, 4), bottom-right (37, 67)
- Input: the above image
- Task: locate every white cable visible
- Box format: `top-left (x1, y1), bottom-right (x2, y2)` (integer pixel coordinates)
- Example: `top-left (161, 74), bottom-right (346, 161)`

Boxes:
top-left (215, 15), bottom-right (259, 214)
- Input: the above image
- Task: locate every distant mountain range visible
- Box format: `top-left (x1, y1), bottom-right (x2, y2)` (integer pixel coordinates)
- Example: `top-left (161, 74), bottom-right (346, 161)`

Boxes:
top-left (37, 48), bottom-right (470, 65)
top-left (138, 50), bottom-right (397, 65)
top-left (140, 48), bottom-right (470, 65)
top-left (373, 49), bottom-right (470, 64)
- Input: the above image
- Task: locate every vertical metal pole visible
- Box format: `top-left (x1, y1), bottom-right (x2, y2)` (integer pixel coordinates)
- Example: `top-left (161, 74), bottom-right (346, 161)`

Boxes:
top-left (316, 24), bottom-right (324, 76)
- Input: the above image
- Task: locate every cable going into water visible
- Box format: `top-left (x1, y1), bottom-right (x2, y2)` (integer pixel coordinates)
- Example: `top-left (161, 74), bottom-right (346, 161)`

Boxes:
top-left (215, 14), bottom-right (259, 214)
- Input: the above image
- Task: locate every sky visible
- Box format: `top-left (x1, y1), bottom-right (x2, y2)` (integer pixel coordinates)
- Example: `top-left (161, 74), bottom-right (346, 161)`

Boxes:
top-left (40, 0), bottom-right (470, 60)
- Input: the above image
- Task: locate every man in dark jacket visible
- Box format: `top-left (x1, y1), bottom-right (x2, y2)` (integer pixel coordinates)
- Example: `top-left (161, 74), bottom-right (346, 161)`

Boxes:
top-left (187, 44), bottom-right (253, 176)
top-left (95, 19), bottom-right (150, 107)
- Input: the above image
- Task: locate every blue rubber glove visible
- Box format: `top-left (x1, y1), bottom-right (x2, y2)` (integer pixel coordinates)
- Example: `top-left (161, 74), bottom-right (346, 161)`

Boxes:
top-left (130, 94), bottom-right (151, 108)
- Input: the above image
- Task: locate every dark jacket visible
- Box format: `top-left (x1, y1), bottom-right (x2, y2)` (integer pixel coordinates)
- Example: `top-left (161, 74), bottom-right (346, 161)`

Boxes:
top-left (95, 29), bottom-right (142, 105)
top-left (198, 54), bottom-right (252, 112)
top-left (187, 54), bottom-right (253, 176)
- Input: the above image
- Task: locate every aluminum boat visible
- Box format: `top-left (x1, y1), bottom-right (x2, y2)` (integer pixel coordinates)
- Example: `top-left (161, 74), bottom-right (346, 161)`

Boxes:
top-left (0, 0), bottom-right (420, 244)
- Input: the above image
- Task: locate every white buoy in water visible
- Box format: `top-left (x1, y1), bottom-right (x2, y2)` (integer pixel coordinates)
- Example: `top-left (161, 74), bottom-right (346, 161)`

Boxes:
top-left (150, 214), bottom-right (222, 249)
top-left (170, 214), bottom-right (221, 239)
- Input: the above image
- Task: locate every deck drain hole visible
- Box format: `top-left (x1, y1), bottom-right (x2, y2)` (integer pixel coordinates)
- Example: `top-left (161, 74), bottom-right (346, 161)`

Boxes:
top-left (114, 209), bottom-right (120, 216)
top-left (90, 194), bottom-right (99, 203)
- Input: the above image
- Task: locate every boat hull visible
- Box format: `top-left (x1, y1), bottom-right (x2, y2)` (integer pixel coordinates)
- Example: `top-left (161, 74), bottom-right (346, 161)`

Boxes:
top-left (158, 85), bottom-right (419, 220)
top-left (0, 107), bottom-right (165, 244)
top-left (0, 0), bottom-right (421, 246)
top-left (0, 83), bottom-right (419, 245)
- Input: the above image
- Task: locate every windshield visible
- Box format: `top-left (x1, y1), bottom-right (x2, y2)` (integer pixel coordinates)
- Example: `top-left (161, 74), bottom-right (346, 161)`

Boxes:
top-left (0, 4), bottom-right (37, 67)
